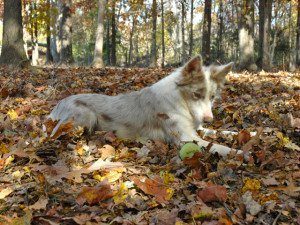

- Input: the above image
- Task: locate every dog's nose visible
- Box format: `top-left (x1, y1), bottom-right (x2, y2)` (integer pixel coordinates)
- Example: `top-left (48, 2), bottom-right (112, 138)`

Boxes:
top-left (203, 114), bottom-right (213, 123)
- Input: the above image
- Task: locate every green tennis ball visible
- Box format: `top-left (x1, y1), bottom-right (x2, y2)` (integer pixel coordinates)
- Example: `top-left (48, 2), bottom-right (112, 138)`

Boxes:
top-left (180, 143), bottom-right (202, 160)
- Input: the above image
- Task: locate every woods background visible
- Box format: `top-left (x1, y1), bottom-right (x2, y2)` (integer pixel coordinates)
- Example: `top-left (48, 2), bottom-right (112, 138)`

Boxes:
top-left (0, 0), bottom-right (299, 71)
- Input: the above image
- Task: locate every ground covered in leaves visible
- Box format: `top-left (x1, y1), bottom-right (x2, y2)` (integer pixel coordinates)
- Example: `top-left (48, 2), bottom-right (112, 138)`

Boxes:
top-left (0, 66), bottom-right (299, 225)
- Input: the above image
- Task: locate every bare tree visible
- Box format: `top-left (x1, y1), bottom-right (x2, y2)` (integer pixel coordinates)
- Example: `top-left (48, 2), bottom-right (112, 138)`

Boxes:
top-left (181, 0), bottom-right (187, 63)
top-left (150, 0), bottom-right (157, 67)
top-left (189, 0), bottom-right (194, 57)
top-left (202, 0), bottom-right (212, 65)
top-left (296, 0), bottom-right (300, 67)
top-left (237, 0), bottom-right (257, 71)
top-left (59, 0), bottom-right (74, 65)
top-left (258, 0), bottom-right (272, 70)
top-left (161, 0), bottom-right (165, 67)
top-left (0, 0), bottom-right (30, 69)
top-left (111, 0), bottom-right (117, 66)
top-left (91, 0), bottom-right (105, 68)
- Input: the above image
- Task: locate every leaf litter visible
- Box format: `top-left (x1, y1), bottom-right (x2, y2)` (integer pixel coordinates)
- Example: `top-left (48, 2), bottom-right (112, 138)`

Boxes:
top-left (0, 67), bottom-right (299, 224)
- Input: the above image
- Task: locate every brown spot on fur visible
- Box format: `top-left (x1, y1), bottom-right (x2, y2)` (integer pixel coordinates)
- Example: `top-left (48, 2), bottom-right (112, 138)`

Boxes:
top-left (157, 113), bottom-right (170, 120)
top-left (123, 122), bottom-right (134, 129)
top-left (102, 113), bottom-right (112, 122)
top-left (75, 99), bottom-right (89, 107)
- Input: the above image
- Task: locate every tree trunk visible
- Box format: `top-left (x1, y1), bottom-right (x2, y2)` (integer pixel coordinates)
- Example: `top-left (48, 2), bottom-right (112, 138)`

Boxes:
top-left (106, 18), bottom-right (110, 65)
top-left (91, 0), bottom-right (105, 68)
top-left (181, 1), bottom-right (187, 64)
top-left (150, 0), bottom-right (157, 67)
top-left (217, 0), bottom-right (223, 60)
top-left (32, 2), bottom-right (39, 66)
top-left (59, 0), bottom-right (73, 65)
top-left (46, 0), bottom-right (53, 65)
top-left (258, 0), bottom-right (272, 71)
top-left (237, 0), bottom-right (257, 71)
top-left (50, 0), bottom-right (59, 63)
top-left (189, 0), bottom-right (194, 57)
top-left (111, 0), bottom-right (117, 66)
top-left (296, 0), bottom-right (300, 67)
top-left (129, 16), bottom-right (136, 66)
top-left (0, 0), bottom-right (30, 68)
top-left (161, 0), bottom-right (165, 67)
top-left (202, 0), bottom-right (212, 65)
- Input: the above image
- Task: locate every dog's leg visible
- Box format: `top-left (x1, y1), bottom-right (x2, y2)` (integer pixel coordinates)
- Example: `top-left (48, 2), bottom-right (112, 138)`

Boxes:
top-left (198, 127), bottom-right (257, 138)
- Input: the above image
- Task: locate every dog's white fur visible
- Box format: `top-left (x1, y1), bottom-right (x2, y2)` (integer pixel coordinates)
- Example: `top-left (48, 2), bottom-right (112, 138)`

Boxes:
top-left (47, 55), bottom-right (241, 158)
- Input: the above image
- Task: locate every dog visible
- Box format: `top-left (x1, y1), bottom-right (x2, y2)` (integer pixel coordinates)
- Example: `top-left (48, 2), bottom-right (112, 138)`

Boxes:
top-left (46, 55), bottom-right (241, 158)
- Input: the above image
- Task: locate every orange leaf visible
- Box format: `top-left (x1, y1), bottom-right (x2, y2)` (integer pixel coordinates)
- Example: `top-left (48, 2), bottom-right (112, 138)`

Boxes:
top-left (130, 175), bottom-right (171, 203)
top-left (198, 185), bottom-right (227, 203)
top-left (51, 118), bottom-right (75, 139)
top-left (76, 179), bottom-right (114, 205)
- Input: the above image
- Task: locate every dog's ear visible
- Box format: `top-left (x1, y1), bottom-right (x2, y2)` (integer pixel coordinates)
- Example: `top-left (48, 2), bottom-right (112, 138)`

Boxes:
top-left (177, 55), bottom-right (204, 86)
top-left (183, 55), bottom-right (203, 75)
top-left (211, 62), bottom-right (233, 84)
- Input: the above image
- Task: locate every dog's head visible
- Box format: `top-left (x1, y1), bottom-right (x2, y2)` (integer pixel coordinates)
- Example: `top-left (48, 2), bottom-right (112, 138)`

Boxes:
top-left (177, 55), bottom-right (233, 125)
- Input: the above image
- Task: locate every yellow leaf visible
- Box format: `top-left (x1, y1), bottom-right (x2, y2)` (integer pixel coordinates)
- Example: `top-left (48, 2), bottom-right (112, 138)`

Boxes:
top-left (93, 174), bottom-right (105, 181)
top-left (0, 143), bottom-right (9, 154)
top-left (5, 155), bottom-right (14, 166)
top-left (166, 187), bottom-right (174, 200)
top-left (0, 188), bottom-right (13, 199)
top-left (7, 110), bottom-right (18, 119)
top-left (241, 178), bottom-right (261, 194)
top-left (113, 183), bottom-right (128, 204)
top-left (162, 171), bottom-right (174, 185)
top-left (10, 208), bottom-right (32, 225)
top-left (23, 167), bottom-right (31, 173)
top-left (77, 148), bottom-right (86, 156)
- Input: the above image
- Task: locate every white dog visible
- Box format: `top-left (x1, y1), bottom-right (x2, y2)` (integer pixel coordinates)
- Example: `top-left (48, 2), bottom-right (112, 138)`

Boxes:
top-left (46, 55), bottom-right (241, 158)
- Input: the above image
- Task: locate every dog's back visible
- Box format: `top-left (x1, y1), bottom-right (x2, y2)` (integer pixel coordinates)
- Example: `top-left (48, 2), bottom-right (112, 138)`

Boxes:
top-left (46, 55), bottom-right (233, 145)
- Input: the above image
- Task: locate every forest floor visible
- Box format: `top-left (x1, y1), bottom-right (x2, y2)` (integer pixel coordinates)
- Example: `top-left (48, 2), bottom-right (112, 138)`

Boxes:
top-left (0, 66), bottom-right (299, 225)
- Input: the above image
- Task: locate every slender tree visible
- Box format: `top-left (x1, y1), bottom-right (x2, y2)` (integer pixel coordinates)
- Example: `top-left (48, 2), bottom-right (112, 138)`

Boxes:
top-left (189, 0), bottom-right (194, 57)
top-left (59, 0), bottom-right (74, 65)
top-left (0, 0), bottom-right (30, 68)
top-left (150, 0), bottom-right (157, 67)
top-left (202, 0), bottom-right (212, 65)
top-left (91, 0), bottom-right (105, 68)
top-left (237, 0), bottom-right (257, 71)
top-left (129, 15), bottom-right (136, 66)
top-left (258, 0), bottom-right (272, 70)
top-left (46, 0), bottom-right (53, 64)
top-left (181, 0), bottom-right (187, 63)
top-left (161, 0), bottom-right (165, 67)
top-left (111, 0), bottom-right (117, 66)
top-left (50, 0), bottom-right (59, 63)
top-left (296, 0), bottom-right (300, 67)
top-left (217, 0), bottom-right (223, 60)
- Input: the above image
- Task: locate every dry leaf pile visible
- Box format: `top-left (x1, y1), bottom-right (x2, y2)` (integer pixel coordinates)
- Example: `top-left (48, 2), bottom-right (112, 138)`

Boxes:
top-left (0, 66), bottom-right (299, 225)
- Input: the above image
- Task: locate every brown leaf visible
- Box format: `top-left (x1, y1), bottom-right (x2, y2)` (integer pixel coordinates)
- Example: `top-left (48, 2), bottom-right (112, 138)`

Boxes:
top-left (29, 196), bottom-right (49, 210)
top-left (1, 87), bottom-right (9, 98)
top-left (198, 185), bottom-right (227, 203)
top-left (76, 179), bottom-right (114, 205)
top-left (238, 130), bottom-right (251, 145)
top-left (43, 118), bottom-right (59, 136)
top-left (51, 118), bottom-right (75, 139)
top-left (99, 144), bottom-right (116, 160)
top-left (130, 175), bottom-right (171, 203)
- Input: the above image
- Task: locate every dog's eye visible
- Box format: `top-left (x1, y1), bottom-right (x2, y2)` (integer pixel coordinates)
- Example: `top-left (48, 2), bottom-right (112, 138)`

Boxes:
top-left (193, 92), bottom-right (203, 99)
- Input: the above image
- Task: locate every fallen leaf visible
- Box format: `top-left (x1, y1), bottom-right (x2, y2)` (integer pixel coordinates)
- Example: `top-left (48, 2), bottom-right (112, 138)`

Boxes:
top-left (29, 196), bottom-right (49, 210)
top-left (130, 175), bottom-right (172, 203)
top-left (99, 144), bottom-right (116, 160)
top-left (198, 185), bottom-right (227, 203)
top-left (76, 179), bottom-right (114, 205)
